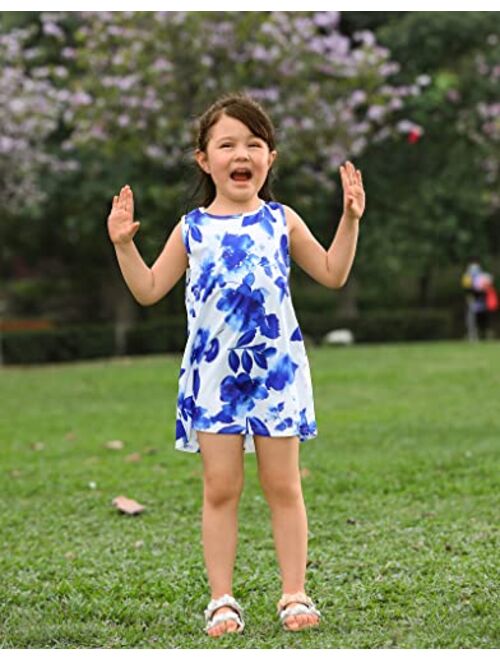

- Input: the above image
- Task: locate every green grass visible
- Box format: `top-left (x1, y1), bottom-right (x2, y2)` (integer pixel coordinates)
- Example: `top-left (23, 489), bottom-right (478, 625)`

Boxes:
top-left (1, 341), bottom-right (499, 648)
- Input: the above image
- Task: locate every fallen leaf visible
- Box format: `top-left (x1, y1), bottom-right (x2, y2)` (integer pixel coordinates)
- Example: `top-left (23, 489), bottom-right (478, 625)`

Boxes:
top-left (65, 551), bottom-right (76, 560)
top-left (134, 540), bottom-right (144, 549)
top-left (112, 495), bottom-right (145, 515)
top-left (31, 442), bottom-right (45, 451)
top-left (10, 469), bottom-right (22, 478)
top-left (106, 440), bottom-right (124, 450)
top-left (300, 467), bottom-right (310, 478)
top-left (65, 432), bottom-right (77, 442)
top-left (144, 447), bottom-right (158, 455)
top-left (125, 453), bottom-right (142, 463)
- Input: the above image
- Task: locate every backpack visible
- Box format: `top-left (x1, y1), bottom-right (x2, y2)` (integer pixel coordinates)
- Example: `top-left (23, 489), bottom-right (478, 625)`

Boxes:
top-left (485, 283), bottom-right (499, 312)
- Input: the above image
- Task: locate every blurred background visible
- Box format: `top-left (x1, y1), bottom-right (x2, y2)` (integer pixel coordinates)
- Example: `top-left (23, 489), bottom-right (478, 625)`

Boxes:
top-left (1, 11), bottom-right (499, 365)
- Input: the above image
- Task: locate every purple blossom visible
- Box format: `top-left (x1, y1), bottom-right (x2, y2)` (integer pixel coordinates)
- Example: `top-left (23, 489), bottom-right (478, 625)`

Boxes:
top-left (42, 22), bottom-right (65, 40)
top-left (367, 105), bottom-right (386, 122)
top-left (353, 30), bottom-right (376, 48)
top-left (313, 12), bottom-right (340, 29)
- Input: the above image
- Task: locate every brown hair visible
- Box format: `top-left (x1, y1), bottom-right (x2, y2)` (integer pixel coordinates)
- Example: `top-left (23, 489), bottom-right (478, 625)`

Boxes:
top-left (190, 92), bottom-right (278, 209)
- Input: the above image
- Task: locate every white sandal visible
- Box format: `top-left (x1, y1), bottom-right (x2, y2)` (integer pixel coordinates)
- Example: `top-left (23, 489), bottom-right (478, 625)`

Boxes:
top-left (277, 591), bottom-right (321, 631)
top-left (204, 593), bottom-right (245, 635)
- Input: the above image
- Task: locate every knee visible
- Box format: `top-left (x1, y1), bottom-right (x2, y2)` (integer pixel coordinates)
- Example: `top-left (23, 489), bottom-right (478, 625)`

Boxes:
top-left (259, 475), bottom-right (302, 506)
top-left (204, 472), bottom-right (244, 506)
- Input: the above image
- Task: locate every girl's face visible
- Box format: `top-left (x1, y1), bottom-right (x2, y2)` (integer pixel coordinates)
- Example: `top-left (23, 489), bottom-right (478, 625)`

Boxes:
top-left (195, 114), bottom-right (277, 207)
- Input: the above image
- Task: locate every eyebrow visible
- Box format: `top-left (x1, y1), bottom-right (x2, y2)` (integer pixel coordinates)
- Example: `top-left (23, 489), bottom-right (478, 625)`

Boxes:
top-left (215, 135), bottom-right (262, 143)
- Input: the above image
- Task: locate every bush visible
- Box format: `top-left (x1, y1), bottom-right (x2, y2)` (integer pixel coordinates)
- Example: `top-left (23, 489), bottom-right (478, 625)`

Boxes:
top-left (2, 317), bottom-right (187, 365)
top-left (2, 323), bottom-right (116, 364)
top-left (127, 317), bottom-right (187, 354)
top-left (2, 307), bottom-right (493, 365)
top-left (297, 308), bottom-right (456, 344)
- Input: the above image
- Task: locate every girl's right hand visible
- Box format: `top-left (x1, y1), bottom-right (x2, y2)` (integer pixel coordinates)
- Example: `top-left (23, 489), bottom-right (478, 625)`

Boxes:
top-left (107, 185), bottom-right (141, 245)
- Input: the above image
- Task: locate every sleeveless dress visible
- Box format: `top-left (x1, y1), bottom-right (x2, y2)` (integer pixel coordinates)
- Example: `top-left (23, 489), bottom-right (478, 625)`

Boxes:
top-left (175, 199), bottom-right (318, 454)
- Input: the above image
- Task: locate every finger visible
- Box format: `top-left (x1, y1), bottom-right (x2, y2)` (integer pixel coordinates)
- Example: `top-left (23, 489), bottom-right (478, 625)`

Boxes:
top-left (117, 188), bottom-right (126, 208)
top-left (124, 188), bottom-right (133, 215)
top-left (340, 165), bottom-right (348, 188)
top-left (356, 169), bottom-right (363, 186)
top-left (122, 188), bottom-right (129, 211)
top-left (347, 162), bottom-right (356, 185)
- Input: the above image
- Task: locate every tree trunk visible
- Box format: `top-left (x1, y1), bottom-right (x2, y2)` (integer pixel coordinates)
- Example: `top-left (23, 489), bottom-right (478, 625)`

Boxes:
top-left (418, 266), bottom-right (433, 308)
top-left (101, 264), bottom-right (140, 355)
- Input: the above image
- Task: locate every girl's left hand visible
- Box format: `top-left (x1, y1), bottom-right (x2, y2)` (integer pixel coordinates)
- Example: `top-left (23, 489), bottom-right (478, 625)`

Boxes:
top-left (340, 161), bottom-right (365, 221)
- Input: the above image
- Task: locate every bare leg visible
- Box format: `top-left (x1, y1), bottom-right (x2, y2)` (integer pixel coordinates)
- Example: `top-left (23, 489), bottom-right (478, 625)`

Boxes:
top-left (198, 431), bottom-right (245, 637)
top-left (254, 434), bottom-right (320, 631)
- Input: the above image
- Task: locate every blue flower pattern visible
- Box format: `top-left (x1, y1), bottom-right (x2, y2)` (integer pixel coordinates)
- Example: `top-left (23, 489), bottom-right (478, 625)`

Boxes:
top-left (175, 200), bottom-right (318, 453)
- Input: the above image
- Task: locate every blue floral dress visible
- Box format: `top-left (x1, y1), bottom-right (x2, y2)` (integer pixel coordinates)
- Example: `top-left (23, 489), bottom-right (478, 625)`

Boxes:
top-left (175, 199), bottom-right (318, 454)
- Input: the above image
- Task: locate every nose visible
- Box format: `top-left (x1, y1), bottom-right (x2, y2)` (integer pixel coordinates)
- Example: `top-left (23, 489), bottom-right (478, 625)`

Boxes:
top-left (233, 145), bottom-right (250, 160)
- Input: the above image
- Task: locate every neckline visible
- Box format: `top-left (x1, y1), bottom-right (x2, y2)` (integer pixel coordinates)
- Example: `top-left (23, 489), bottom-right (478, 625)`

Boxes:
top-left (200, 200), bottom-right (266, 219)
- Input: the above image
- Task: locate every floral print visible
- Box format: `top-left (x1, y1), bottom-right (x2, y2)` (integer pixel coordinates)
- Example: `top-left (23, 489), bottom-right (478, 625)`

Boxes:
top-left (175, 200), bottom-right (318, 453)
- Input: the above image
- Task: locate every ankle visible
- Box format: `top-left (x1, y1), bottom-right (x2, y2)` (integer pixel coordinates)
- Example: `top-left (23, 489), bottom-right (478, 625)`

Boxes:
top-left (211, 591), bottom-right (233, 600)
top-left (282, 587), bottom-right (305, 596)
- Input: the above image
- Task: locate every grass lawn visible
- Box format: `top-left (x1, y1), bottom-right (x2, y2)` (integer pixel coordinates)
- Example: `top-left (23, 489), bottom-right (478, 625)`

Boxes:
top-left (0, 341), bottom-right (498, 649)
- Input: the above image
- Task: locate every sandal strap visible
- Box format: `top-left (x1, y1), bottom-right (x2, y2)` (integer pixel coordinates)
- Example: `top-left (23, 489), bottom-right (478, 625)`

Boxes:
top-left (204, 593), bottom-right (244, 623)
top-left (277, 591), bottom-right (313, 613)
top-left (279, 603), bottom-right (322, 623)
top-left (277, 591), bottom-right (321, 618)
top-left (205, 611), bottom-right (244, 633)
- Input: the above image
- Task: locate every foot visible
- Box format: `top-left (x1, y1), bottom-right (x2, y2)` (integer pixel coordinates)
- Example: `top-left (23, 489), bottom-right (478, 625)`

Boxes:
top-left (282, 601), bottom-right (320, 631)
top-left (207, 605), bottom-right (240, 638)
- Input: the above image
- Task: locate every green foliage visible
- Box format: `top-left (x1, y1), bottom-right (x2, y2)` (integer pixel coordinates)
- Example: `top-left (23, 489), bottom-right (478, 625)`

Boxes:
top-left (2, 318), bottom-right (187, 365)
top-left (377, 12), bottom-right (499, 79)
top-left (298, 308), bottom-right (457, 345)
top-left (349, 12), bottom-right (500, 303)
top-left (2, 11), bottom-right (500, 332)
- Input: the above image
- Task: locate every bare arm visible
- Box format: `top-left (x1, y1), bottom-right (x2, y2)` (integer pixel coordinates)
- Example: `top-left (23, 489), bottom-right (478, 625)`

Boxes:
top-left (108, 185), bottom-right (188, 306)
top-left (286, 205), bottom-right (346, 289)
top-left (286, 161), bottom-right (365, 289)
top-left (144, 220), bottom-right (188, 305)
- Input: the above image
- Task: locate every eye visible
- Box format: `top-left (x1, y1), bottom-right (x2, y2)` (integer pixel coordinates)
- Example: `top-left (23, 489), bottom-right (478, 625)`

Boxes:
top-left (249, 143), bottom-right (262, 148)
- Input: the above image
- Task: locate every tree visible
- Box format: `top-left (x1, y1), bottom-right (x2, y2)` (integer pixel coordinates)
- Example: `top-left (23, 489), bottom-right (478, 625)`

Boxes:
top-left (353, 12), bottom-right (500, 307)
top-left (2, 11), bottom-right (420, 345)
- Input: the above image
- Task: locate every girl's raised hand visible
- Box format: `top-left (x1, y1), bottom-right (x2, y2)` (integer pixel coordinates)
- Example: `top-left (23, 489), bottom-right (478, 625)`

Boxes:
top-left (107, 185), bottom-right (141, 245)
top-left (340, 161), bottom-right (365, 222)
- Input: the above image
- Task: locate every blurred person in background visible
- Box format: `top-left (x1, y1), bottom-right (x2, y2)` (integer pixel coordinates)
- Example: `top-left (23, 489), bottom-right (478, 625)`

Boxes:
top-left (461, 260), bottom-right (498, 341)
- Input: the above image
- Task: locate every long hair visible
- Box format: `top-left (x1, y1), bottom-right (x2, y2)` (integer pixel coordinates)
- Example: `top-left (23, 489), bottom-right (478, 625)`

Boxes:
top-left (189, 92), bottom-right (278, 209)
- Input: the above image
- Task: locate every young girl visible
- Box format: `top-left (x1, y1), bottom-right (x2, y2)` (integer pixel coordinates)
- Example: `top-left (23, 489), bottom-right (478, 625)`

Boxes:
top-left (107, 92), bottom-right (365, 638)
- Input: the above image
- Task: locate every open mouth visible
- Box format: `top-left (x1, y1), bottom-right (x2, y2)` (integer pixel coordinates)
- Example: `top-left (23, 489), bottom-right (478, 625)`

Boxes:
top-left (230, 168), bottom-right (252, 182)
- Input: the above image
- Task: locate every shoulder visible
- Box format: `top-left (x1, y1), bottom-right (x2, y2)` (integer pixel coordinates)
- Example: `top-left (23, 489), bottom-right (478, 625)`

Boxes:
top-left (280, 204), bottom-right (301, 237)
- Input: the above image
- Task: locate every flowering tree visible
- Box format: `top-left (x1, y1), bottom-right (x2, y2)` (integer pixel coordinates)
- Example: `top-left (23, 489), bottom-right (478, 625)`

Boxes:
top-left (0, 22), bottom-right (78, 217)
top-left (63, 11), bottom-right (419, 203)
top-left (2, 11), bottom-right (421, 329)
top-left (353, 11), bottom-right (500, 308)
top-left (457, 31), bottom-right (500, 210)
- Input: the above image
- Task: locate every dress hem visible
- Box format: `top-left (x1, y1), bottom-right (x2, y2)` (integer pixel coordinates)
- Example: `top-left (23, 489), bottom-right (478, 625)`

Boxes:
top-left (174, 429), bottom-right (319, 454)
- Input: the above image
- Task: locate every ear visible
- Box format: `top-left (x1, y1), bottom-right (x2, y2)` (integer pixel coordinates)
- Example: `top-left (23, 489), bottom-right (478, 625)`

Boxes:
top-left (195, 148), bottom-right (210, 174)
top-left (268, 150), bottom-right (278, 168)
